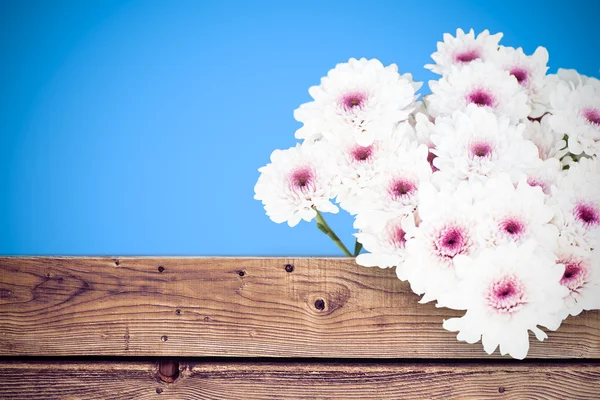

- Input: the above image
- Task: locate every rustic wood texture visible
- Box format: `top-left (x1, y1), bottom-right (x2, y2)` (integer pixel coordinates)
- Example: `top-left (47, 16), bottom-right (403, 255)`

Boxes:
top-left (0, 257), bottom-right (598, 358)
top-left (0, 361), bottom-right (598, 399)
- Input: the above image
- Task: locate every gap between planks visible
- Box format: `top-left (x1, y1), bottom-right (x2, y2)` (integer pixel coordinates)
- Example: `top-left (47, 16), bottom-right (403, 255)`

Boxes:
top-left (0, 360), bottom-right (599, 400)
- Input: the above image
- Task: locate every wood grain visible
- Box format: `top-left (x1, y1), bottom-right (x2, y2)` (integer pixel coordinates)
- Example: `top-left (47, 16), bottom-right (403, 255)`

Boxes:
top-left (0, 257), bottom-right (598, 358)
top-left (0, 361), bottom-right (598, 399)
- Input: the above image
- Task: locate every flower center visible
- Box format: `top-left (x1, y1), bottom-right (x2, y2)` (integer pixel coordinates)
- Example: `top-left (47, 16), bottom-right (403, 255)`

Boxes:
top-left (510, 67), bottom-right (528, 85)
top-left (433, 225), bottom-right (471, 262)
top-left (389, 224), bottom-right (407, 249)
top-left (470, 141), bottom-right (493, 158)
top-left (455, 49), bottom-right (480, 64)
top-left (486, 275), bottom-right (526, 314)
top-left (582, 108), bottom-right (600, 126)
top-left (574, 202), bottom-right (600, 227)
top-left (388, 178), bottom-right (417, 201)
top-left (466, 89), bottom-right (495, 107)
top-left (289, 167), bottom-right (315, 192)
top-left (559, 260), bottom-right (588, 292)
top-left (499, 217), bottom-right (525, 240)
top-left (351, 145), bottom-right (373, 162)
top-left (340, 91), bottom-right (367, 112)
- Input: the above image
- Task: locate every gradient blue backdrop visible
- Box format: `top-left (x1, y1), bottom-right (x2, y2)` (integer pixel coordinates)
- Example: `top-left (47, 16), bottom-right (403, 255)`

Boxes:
top-left (1, 0), bottom-right (598, 255)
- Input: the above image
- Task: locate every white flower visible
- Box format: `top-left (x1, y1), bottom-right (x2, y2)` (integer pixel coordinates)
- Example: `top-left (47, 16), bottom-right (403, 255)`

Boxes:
top-left (551, 68), bottom-right (600, 88)
top-left (522, 116), bottom-right (567, 161)
top-left (474, 174), bottom-right (558, 251)
top-left (548, 72), bottom-right (600, 156)
top-left (555, 246), bottom-right (600, 318)
top-left (355, 212), bottom-right (416, 270)
top-left (254, 142), bottom-right (338, 227)
top-left (552, 157), bottom-right (600, 251)
top-left (492, 46), bottom-right (550, 118)
top-left (401, 181), bottom-right (479, 304)
top-left (442, 240), bottom-right (568, 360)
top-left (430, 105), bottom-right (541, 185)
top-left (331, 128), bottom-right (412, 215)
top-left (294, 58), bottom-right (421, 146)
top-left (427, 61), bottom-right (530, 124)
top-left (349, 141), bottom-right (432, 221)
top-left (425, 29), bottom-right (503, 76)
top-left (524, 157), bottom-right (562, 196)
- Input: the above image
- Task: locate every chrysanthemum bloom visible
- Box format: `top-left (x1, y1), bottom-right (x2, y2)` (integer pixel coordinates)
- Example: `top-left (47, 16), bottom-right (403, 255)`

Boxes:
top-left (549, 68), bottom-right (599, 88)
top-left (331, 124), bottom-right (415, 215)
top-left (254, 142), bottom-right (338, 227)
top-left (442, 240), bottom-right (568, 360)
top-left (430, 105), bottom-right (541, 185)
top-left (401, 181), bottom-right (479, 304)
top-left (349, 141), bottom-right (432, 224)
top-left (522, 116), bottom-right (567, 161)
top-left (425, 28), bottom-right (503, 76)
top-left (551, 157), bottom-right (600, 251)
top-left (548, 72), bottom-right (600, 156)
top-left (427, 61), bottom-right (530, 124)
top-left (474, 174), bottom-right (558, 250)
top-left (492, 46), bottom-right (550, 118)
top-left (555, 246), bottom-right (600, 318)
top-left (355, 213), bottom-right (416, 270)
top-left (294, 58), bottom-right (421, 146)
top-left (524, 157), bottom-right (562, 196)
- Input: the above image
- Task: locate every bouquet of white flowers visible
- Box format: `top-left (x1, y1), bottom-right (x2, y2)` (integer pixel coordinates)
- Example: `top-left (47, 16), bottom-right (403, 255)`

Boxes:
top-left (254, 29), bottom-right (600, 359)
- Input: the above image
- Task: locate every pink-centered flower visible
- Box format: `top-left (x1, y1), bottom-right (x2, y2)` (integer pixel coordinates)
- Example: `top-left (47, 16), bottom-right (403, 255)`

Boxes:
top-left (552, 157), bottom-right (600, 251)
top-left (355, 213), bottom-right (417, 271)
top-left (548, 71), bottom-right (600, 156)
top-left (426, 28), bottom-right (503, 76)
top-left (430, 105), bottom-right (541, 185)
top-left (254, 142), bottom-right (338, 227)
top-left (473, 174), bottom-right (558, 251)
top-left (427, 61), bottom-right (530, 124)
top-left (492, 46), bottom-right (550, 118)
top-left (442, 240), bottom-right (568, 360)
top-left (294, 58), bottom-right (421, 146)
top-left (555, 246), bottom-right (600, 318)
top-left (401, 181), bottom-right (478, 304)
top-left (349, 141), bottom-right (432, 224)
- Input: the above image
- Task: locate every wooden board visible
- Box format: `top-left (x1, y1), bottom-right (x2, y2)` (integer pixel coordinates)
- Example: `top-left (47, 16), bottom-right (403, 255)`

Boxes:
top-left (0, 361), bottom-right (598, 399)
top-left (1, 257), bottom-right (598, 358)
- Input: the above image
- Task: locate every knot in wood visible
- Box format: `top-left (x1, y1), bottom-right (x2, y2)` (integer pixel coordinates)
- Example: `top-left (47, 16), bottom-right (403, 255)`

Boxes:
top-left (314, 299), bottom-right (325, 311)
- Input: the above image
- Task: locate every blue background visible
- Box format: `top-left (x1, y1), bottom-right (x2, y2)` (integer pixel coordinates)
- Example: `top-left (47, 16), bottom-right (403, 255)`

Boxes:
top-left (1, 0), bottom-right (598, 255)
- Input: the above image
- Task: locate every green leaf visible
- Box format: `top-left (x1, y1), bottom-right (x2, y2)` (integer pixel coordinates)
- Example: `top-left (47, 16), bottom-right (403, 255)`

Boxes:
top-left (354, 240), bottom-right (363, 256)
top-left (316, 222), bottom-right (329, 235)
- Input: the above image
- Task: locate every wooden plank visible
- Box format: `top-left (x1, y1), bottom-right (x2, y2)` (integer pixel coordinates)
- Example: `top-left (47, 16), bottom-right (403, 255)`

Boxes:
top-left (0, 361), bottom-right (598, 399)
top-left (0, 257), bottom-right (598, 358)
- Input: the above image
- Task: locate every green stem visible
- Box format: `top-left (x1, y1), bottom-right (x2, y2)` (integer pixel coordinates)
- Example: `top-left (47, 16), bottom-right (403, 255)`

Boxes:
top-left (315, 210), bottom-right (353, 257)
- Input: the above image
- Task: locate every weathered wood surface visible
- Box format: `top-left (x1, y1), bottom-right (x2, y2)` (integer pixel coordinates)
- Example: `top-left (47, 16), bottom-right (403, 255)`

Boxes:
top-left (0, 361), bottom-right (598, 399)
top-left (0, 257), bottom-right (598, 358)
